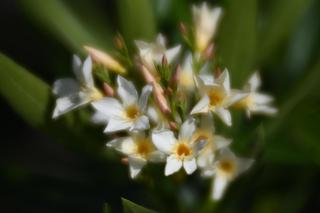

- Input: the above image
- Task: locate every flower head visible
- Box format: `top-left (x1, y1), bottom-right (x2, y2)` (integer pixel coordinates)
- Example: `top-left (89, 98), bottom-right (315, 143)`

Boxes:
top-left (52, 55), bottom-right (103, 118)
top-left (202, 148), bottom-right (254, 200)
top-left (107, 132), bottom-right (165, 178)
top-left (191, 69), bottom-right (248, 126)
top-left (152, 118), bottom-right (204, 176)
top-left (233, 72), bottom-right (277, 117)
top-left (192, 3), bottom-right (223, 53)
top-left (92, 76), bottom-right (152, 133)
top-left (135, 34), bottom-right (181, 74)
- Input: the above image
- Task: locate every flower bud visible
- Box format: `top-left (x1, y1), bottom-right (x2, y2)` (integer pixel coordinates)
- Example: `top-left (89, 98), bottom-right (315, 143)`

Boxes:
top-left (103, 82), bottom-right (115, 97)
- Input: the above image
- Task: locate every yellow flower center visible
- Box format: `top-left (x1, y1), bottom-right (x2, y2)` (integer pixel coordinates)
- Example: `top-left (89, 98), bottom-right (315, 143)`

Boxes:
top-left (90, 88), bottom-right (104, 101)
top-left (125, 105), bottom-right (140, 120)
top-left (208, 89), bottom-right (224, 107)
top-left (218, 159), bottom-right (236, 177)
top-left (136, 139), bottom-right (153, 157)
top-left (175, 143), bottom-right (192, 158)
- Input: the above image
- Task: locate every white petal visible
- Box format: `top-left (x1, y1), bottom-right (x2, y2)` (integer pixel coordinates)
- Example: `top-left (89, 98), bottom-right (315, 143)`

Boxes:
top-left (91, 97), bottom-right (124, 118)
top-left (152, 130), bottom-right (176, 154)
top-left (247, 72), bottom-right (261, 91)
top-left (224, 91), bottom-right (249, 107)
top-left (215, 136), bottom-right (232, 150)
top-left (128, 156), bottom-right (146, 179)
top-left (215, 107), bottom-right (232, 126)
top-left (199, 74), bottom-right (215, 86)
top-left (117, 76), bottom-right (138, 106)
top-left (131, 115), bottom-right (150, 131)
top-left (191, 95), bottom-right (210, 114)
top-left (52, 78), bottom-right (80, 97)
top-left (252, 93), bottom-right (274, 104)
top-left (72, 55), bottom-right (82, 80)
top-left (104, 118), bottom-right (132, 133)
top-left (52, 94), bottom-right (88, 119)
top-left (165, 45), bottom-right (181, 63)
top-left (156, 34), bottom-right (166, 47)
top-left (147, 106), bottom-right (159, 124)
top-left (81, 56), bottom-right (94, 88)
top-left (179, 117), bottom-right (196, 141)
top-left (216, 69), bottom-right (230, 93)
top-left (138, 84), bottom-right (153, 112)
top-left (251, 105), bottom-right (278, 115)
top-left (197, 152), bottom-right (214, 168)
top-left (212, 174), bottom-right (229, 200)
top-left (165, 155), bottom-right (182, 176)
top-left (183, 158), bottom-right (197, 174)
top-left (91, 111), bottom-right (109, 124)
top-left (107, 137), bottom-right (136, 155)
top-left (148, 151), bottom-right (166, 162)
top-left (237, 158), bottom-right (254, 175)
top-left (219, 147), bottom-right (236, 160)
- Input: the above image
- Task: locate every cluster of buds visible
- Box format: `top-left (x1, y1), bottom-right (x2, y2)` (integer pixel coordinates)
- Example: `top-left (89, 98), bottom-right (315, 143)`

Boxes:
top-left (52, 2), bottom-right (277, 200)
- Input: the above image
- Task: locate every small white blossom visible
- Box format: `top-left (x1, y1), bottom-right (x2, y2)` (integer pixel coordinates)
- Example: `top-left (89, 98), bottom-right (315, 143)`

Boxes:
top-left (152, 118), bottom-right (203, 176)
top-left (202, 148), bottom-right (254, 201)
top-left (107, 132), bottom-right (165, 178)
top-left (178, 53), bottom-right (196, 91)
top-left (191, 69), bottom-right (248, 126)
top-left (92, 76), bottom-right (152, 133)
top-left (135, 34), bottom-right (181, 74)
top-left (52, 55), bottom-right (103, 119)
top-left (192, 115), bottom-right (231, 168)
top-left (233, 72), bottom-right (277, 117)
top-left (192, 3), bottom-right (223, 52)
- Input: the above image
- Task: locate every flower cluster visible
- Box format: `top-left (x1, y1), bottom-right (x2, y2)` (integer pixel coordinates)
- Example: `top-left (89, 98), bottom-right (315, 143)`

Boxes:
top-left (52, 2), bottom-right (277, 201)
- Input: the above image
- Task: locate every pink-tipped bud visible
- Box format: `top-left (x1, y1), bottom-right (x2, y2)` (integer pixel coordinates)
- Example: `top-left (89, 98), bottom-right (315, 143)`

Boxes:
top-left (152, 82), bottom-right (171, 116)
top-left (169, 64), bottom-right (182, 89)
top-left (114, 34), bottom-right (124, 50)
top-left (162, 54), bottom-right (168, 66)
top-left (103, 82), bottom-right (115, 97)
top-left (121, 157), bottom-right (128, 165)
top-left (169, 121), bottom-right (178, 131)
top-left (179, 22), bottom-right (187, 35)
top-left (202, 43), bottom-right (214, 60)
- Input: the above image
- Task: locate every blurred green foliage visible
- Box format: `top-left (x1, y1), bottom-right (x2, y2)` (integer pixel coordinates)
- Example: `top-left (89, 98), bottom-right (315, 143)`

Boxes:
top-left (0, 0), bottom-right (320, 212)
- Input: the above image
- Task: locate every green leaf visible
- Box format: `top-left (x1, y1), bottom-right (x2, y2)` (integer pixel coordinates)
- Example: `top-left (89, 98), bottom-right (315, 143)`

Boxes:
top-left (122, 198), bottom-right (157, 213)
top-left (117, 0), bottom-right (156, 46)
top-left (217, 0), bottom-right (257, 86)
top-left (20, 0), bottom-right (113, 54)
top-left (258, 0), bottom-right (312, 63)
top-left (0, 53), bottom-right (50, 127)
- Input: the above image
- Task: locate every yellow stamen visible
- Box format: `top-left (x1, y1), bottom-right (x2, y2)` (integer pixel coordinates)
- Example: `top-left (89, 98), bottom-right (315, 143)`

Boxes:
top-left (125, 105), bottom-right (140, 120)
top-left (136, 139), bottom-right (153, 157)
top-left (175, 143), bottom-right (192, 159)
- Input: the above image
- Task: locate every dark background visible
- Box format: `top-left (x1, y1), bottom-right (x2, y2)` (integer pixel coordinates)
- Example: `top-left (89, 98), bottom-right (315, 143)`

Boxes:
top-left (1, 0), bottom-right (320, 212)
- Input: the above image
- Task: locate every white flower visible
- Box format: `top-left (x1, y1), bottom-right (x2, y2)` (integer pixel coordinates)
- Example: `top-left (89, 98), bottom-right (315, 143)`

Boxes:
top-left (202, 148), bottom-right (254, 201)
top-left (135, 34), bottom-right (181, 74)
top-left (92, 76), bottom-right (152, 133)
top-left (107, 132), bottom-right (165, 178)
top-left (233, 72), bottom-right (277, 117)
top-left (52, 55), bottom-right (103, 119)
top-left (192, 115), bottom-right (231, 168)
top-left (191, 69), bottom-right (248, 126)
top-left (178, 53), bottom-right (196, 91)
top-left (152, 118), bottom-right (203, 176)
top-left (192, 3), bottom-right (223, 52)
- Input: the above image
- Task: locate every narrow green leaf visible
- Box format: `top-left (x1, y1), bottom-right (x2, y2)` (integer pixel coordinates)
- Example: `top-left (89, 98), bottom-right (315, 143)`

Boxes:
top-left (122, 198), bottom-right (157, 213)
top-left (217, 0), bottom-right (257, 86)
top-left (20, 0), bottom-right (112, 54)
top-left (117, 0), bottom-right (156, 46)
top-left (0, 53), bottom-right (50, 127)
top-left (258, 0), bottom-right (312, 63)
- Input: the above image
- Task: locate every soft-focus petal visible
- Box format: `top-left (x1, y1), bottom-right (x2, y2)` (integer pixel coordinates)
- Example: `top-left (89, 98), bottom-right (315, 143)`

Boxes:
top-left (251, 105), bottom-right (278, 115)
top-left (52, 94), bottom-right (88, 119)
top-left (152, 130), bottom-right (176, 154)
top-left (215, 136), bottom-right (232, 150)
top-left (252, 93), bottom-right (274, 104)
top-left (131, 115), bottom-right (150, 131)
top-left (191, 95), bottom-right (210, 114)
top-left (165, 155), bottom-right (182, 176)
top-left (165, 45), bottom-right (181, 63)
top-left (52, 78), bottom-right (80, 97)
top-left (216, 69), bottom-right (230, 93)
top-left (224, 91), bottom-right (249, 107)
top-left (91, 97), bottom-right (124, 118)
top-left (179, 117), bottom-right (196, 141)
top-left (81, 56), bottom-right (94, 88)
top-left (107, 137), bottom-right (136, 155)
top-left (237, 158), bottom-right (254, 175)
top-left (117, 76), bottom-right (138, 106)
top-left (91, 111), bottom-right (109, 124)
top-left (138, 84), bottom-right (153, 112)
top-left (72, 55), bottom-right (82, 81)
top-left (247, 72), bottom-right (261, 91)
top-left (215, 107), bottom-right (232, 126)
top-left (104, 118), bottom-right (132, 133)
top-left (183, 158), bottom-right (197, 174)
top-left (148, 151), bottom-right (166, 162)
top-left (212, 174), bottom-right (229, 200)
top-left (128, 156), bottom-right (147, 179)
